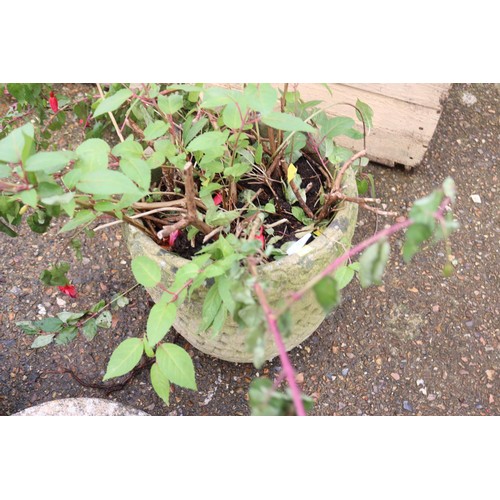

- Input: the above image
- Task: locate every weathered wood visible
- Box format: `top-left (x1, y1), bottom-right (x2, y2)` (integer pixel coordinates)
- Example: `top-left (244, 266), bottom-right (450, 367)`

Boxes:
top-left (216, 83), bottom-right (451, 169)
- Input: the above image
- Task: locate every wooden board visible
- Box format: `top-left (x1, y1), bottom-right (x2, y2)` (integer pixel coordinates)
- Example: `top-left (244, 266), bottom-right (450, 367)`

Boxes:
top-left (217, 83), bottom-right (451, 169)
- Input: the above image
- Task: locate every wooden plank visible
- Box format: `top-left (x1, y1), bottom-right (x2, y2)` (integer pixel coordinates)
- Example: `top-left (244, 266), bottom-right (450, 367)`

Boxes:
top-left (215, 83), bottom-right (451, 168)
top-left (342, 83), bottom-right (450, 110)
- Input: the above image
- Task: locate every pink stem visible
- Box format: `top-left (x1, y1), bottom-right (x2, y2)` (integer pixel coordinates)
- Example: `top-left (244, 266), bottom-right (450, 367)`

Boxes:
top-left (252, 279), bottom-right (306, 416)
top-left (291, 197), bottom-right (451, 304)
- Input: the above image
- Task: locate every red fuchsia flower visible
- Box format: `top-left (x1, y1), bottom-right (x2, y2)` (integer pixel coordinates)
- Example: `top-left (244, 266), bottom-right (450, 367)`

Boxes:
top-left (168, 229), bottom-right (180, 248)
top-left (58, 284), bottom-right (77, 298)
top-left (213, 192), bottom-right (223, 206)
top-left (49, 91), bottom-right (59, 113)
top-left (255, 227), bottom-right (265, 250)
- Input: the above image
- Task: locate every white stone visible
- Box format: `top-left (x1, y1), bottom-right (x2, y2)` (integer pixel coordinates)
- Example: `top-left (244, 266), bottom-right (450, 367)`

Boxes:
top-left (470, 194), bottom-right (481, 204)
top-left (12, 398), bottom-right (149, 416)
top-left (56, 297), bottom-right (67, 307)
top-left (462, 92), bottom-right (477, 106)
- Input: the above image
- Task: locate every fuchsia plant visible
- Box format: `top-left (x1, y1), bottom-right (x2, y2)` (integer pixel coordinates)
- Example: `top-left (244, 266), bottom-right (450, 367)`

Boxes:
top-left (0, 83), bottom-right (458, 415)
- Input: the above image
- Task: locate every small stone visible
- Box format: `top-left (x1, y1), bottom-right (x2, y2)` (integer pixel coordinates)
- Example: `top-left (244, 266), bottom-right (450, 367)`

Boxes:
top-left (341, 368), bottom-right (349, 377)
top-left (376, 357), bottom-right (382, 366)
top-left (485, 370), bottom-right (495, 381)
top-left (304, 346), bottom-right (311, 354)
top-left (403, 401), bottom-right (414, 412)
top-left (56, 297), bottom-right (66, 307)
top-left (82, 257), bottom-right (91, 265)
top-left (346, 352), bottom-right (355, 359)
top-left (432, 305), bottom-right (440, 312)
top-left (37, 304), bottom-right (47, 316)
top-left (470, 194), bottom-right (481, 204)
top-left (332, 345), bottom-right (339, 354)
top-left (377, 285), bottom-right (386, 292)
top-left (489, 394), bottom-right (494, 404)
top-left (338, 402), bottom-right (346, 410)
top-left (408, 287), bottom-right (419, 293)
top-left (416, 379), bottom-right (425, 386)
top-left (295, 372), bottom-right (304, 384)
top-left (391, 372), bottom-right (400, 381)
top-left (120, 259), bottom-right (127, 265)
top-left (427, 394), bottom-right (436, 401)
top-left (465, 320), bottom-right (474, 328)
top-left (461, 92), bottom-right (477, 106)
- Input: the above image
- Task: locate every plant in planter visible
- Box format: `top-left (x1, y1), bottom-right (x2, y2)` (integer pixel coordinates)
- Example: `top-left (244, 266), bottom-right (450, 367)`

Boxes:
top-left (0, 83), bottom-right (458, 415)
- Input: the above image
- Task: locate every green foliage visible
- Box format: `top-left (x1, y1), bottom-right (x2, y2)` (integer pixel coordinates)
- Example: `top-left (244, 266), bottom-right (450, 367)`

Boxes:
top-left (147, 300), bottom-right (177, 345)
top-left (131, 256), bottom-right (162, 287)
top-left (358, 240), bottom-right (390, 288)
top-left (249, 378), bottom-right (314, 416)
top-left (39, 262), bottom-right (70, 286)
top-left (156, 343), bottom-right (197, 390)
top-left (93, 89), bottom-right (132, 118)
top-left (103, 337), bottom-right (144, 381)
top-left (313, 275), bottom-right (340, 313)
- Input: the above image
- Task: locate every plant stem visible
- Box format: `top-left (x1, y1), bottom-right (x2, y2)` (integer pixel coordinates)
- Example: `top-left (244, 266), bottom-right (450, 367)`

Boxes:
top-left (96, 84), bottom-right (125, 143)
top-left (290, 197), bottom-right (451, 305)
top-left (248, 259), bottom-right (306, 416)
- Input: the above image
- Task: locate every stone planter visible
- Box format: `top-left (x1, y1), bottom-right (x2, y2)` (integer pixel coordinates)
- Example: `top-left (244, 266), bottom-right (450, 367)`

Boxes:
top-left (124, 168), bottom-right (358, 363)
top-left (12, 398), bottom-right (149, 416)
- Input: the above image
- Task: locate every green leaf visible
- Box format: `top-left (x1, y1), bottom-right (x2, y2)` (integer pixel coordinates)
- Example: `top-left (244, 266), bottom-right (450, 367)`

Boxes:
top-left (55, 326), bottom-right (78, 345)
top-left (158, 94), bottom-right (183, 115)
top-left (442, 177), bottom-right (456, 203)
top-left (76, 169), bottom-right (141, 195)
top-left (156, 343), bottom-right (197, 390)
top-left (120, 157), bottom-right (151, 190)
top-left (277, 310), bottom-right (293, 338)
top-left (313, 276), bottom-right (340, 313)
top-left (321, 116), bottom-right (355, 139)
top-left (96, 311), bottom-right (112, 329)
top-left (402, 223), bottom-right (433, 263)
top-left (183, 117), bottom-right (208, 146)
top-left (147, 301), bottom-right (177, 345)
top-left (244, 83), bottom-right (277, 115)
top-left (56, 311), bottom-right (85, 324)
top-left (222, 101), bottom-right (244, 129)
top-left (334, 264), bottom-right (357, 290)
top-left (32, 317), bottom-right (64, 332)
top-left (143, 120), bottom-right (169, 141)
top-left (16, 321), bottom-right (40, 335)
top-left (359, 240), bottom-right (390, 288)
top-left (200, 282), bottom-right (222, 332)
top-left (103, 337), bottom-right (144, 380)
top-left (200, 87), bottom-right (235, 108)
top-left (82, 318), bottom-right (98, 341)
top-left (150, 363), bottom-right (170, 404)
top-left (131, 256), bottom-right (162, 287)
top-left (31, 334), bottom-right (55, 349)
top-left (0, 220), bottom-right (17, 237)
top-left (39, 262), bottom-right (69, 286)
top-left (261, 112), bottom-right (314, 133)
top-left (291, 206), bottom-right (313, 225)
top-left (59, 210), bottom-right (97, 233)
top-left (75, 139), bottom-right (110, 172)
top-left (205, 207), bottom-right (239, 227)
top-left (112, 138), bottom-right (143, 158)
top-left (355, 99), bottom-right (373, 130)
top-left (25, 151), bottom-right (76, 174)
top-left (0, 164), bottom-right (11, 178)
top-left (93, 89), bottom-right (133, 118)
top-left (186, 130), bottom-right (230, 152)
top-left (224, 163), bottom-right (250, 179)
top-left (19, 189), bottom-right (38, 208)
top-left (26, 210), bottom-right (52, 234)
top-left (0, 123), bottom-right (34, 163)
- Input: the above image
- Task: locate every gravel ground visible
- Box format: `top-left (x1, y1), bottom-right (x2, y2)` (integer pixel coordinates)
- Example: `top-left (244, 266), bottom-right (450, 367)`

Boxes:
top-left (0, 83), bottom-right (498, 416)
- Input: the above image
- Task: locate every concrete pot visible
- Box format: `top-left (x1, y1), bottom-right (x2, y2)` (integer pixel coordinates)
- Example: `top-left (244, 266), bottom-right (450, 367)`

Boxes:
top-left (12, 398), bottom-right (149, 416)
top-left (124, 167), bottom-right (358, 363)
